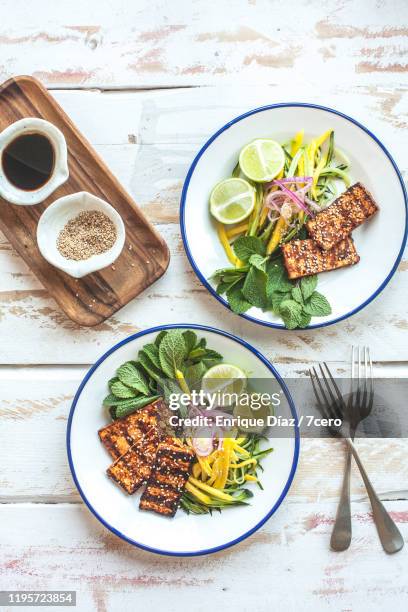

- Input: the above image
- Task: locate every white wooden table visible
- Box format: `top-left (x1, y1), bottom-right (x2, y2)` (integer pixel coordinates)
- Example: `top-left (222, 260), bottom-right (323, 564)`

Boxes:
top-left (1, 1), bottom-right (408, 610)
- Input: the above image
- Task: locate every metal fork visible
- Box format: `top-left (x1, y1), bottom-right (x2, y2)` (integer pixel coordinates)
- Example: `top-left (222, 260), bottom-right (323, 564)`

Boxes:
top-left (331, 347), bottom-right (374, 551)
top-left (309, 361), bottom-right (404, 555)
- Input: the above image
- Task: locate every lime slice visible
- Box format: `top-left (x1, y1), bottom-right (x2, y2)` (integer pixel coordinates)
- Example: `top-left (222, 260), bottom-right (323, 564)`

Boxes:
top-left (233, 393), bottom-right (272, 434)
top-left (202, 363), bottom-right (247, 407)
top-left (210, 178), bottom-right (255, 225)
top-left (239, 139), bottom-right (285, 182)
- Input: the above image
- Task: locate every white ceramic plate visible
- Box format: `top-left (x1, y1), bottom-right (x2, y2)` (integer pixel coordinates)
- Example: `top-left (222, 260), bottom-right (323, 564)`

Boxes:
top-left (67, 325), bottom-right (299, 556)
top-left (181, 104), bottom-right (407, 329)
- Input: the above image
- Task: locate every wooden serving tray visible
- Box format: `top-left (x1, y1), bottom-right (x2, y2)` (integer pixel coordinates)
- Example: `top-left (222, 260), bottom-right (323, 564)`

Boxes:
top-left (0, 76), bottom-right (169, 326)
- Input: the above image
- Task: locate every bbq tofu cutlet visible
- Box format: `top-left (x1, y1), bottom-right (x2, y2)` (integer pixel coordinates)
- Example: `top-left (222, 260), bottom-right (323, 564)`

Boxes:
top-left (99, 400), bottom-right (172, 495)
top-left (306, 183), bottom-right (378, 251)
top-left (98, 399), bottom-right (170, 460)
top-left (281, 237), bottom-right (360, 280)
top-left (139, 439), bottom-right (195, 517)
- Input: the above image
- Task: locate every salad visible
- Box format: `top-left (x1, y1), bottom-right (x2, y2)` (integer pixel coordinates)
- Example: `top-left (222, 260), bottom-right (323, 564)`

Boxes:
top-left (99, 328), bottom-right (273, 517)
top-left (209, 130), bottom-right (351, 329)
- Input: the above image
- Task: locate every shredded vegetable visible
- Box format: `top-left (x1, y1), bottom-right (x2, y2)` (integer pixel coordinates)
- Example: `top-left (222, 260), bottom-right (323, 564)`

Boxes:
top-left (181, 435), bottom-right (273, 514)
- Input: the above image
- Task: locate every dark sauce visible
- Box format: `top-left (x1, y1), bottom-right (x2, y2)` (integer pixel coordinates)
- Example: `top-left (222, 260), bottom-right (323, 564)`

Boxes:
top-left (2, 133), bottom-right (55, 191)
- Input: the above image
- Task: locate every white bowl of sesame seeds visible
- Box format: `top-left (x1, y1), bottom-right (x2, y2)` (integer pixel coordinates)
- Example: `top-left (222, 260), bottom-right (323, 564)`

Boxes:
top-left (37, 191), bottom-right (126, 278)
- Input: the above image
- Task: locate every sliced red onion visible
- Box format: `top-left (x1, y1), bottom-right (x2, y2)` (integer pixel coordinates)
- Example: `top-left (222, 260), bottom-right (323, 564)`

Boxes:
top-left (274, 176), bottom-right (313, 184)
top-left (273, 180), bottom-right (313, 216)
top-left (192, 436), bottom-right (214, 457)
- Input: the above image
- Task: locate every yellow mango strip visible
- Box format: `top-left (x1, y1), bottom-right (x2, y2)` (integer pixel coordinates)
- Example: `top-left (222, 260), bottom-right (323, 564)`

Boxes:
top-left (298, 151), bottom-right (305, 177)
top-left (315, 128), bottom-right (333, 150)
top-left (266, 217), bottom-right (286, 255)
top-left (235, 437), bottom-right (246, 445)
top-left (308, 140), bottom-right (317, 173)
top-left (225, 221), bottom-right (249, 239)
top-left (276, 166), bottom-right (285, 180)
top-left (175, 369), bottom-right (190, 395)
top-left (232, 442), bottom-right (250, 456)
top-left (197, 455), bottom-right (212, 478)
top-left (230, 458), bottom-right (257, 469)
top-left (214, 440), bottom-right (231, 489)
top-left (291, 129), bottom-right (304, 157)
top-left (207, 456), bottom-right (222, 485)
top-left (216, 222), bottom-right (240, 266)
top-left (192, 462), bottom-right (201, 479)
top-left (186, 481), bottom-right (212, 505)
top-left (244, 474), bottom-right (258, 482)
top-left (189, 477), bottom-right (235, 502)
top-left (259, 205), bottom-right (268, 228)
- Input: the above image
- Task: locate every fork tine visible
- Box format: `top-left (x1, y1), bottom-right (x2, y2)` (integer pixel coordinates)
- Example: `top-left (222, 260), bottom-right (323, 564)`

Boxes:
top-left (356, 346), bottom-right (362, 410)
top-left (367, 347), bottom-right (374, 411)
top-left (322, 362), bottom-right (346, 414)
top-left (309, 368), bottom-right (330, 419)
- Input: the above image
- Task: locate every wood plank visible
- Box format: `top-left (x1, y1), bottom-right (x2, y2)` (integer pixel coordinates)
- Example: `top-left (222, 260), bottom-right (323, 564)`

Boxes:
top-left (0, 77), bottom-right (169, 326)
top-left (0, 0), bottom-right (407, 89)
top-left (0, 502), bottom-right (407, 610)
top-left (1, 367), bottom-right (407, 502)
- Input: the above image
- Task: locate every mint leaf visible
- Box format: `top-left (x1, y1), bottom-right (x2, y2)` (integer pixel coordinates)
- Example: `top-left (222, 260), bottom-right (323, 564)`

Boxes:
top-left (291, 285), bottom-right (303, 304)
top-left (303, 291), bottom-right (332, 316)
top-left (249, 254), bottom-right (267, 271)
top-left (298, 311), bottom-right (312, 328)
top-left (216, 276), bottom-right (242, 295)
top-left (227, 283), bottom-right (252, 314)
top-left (279, 299), bottom-right (303, 329)
top-left (185, 361), bottom-right (207, 390)
top-left (300, 275), bottom-right (318, 301)
top-left (110, 380), bottom-right (139, 399)
top-left (138, 350), bottom-right (164, 382)
top-left (154, 330), bottom-right (167, 347)
top-left (183, 330), bottom-right (197, 355)
top-left (159, 330), bottom-right (187, 378)
top-left (270, 290), bottom-right (291, 313)
top-left (140, 343), bottom-right (161, 370)
top-left (242, 266), bottom-right (267, 309)
top-left (266, 259), bottom-right (293, 297)
top-left (117, 362), bottom-right (150, 395)
top-left (112, 394), bottom-right (161, 419)
top-left (233, 236), bottom-right (266, 261)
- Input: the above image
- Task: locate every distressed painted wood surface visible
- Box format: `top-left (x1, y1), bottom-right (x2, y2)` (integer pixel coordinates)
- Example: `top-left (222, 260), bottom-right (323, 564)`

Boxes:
top-left (0, 86), bottom-right (407, 363)
top-left (0, 0), bottom-right (407, 89)
top-left (1, 503), bottom-right (407, 611)
top-left (1, 1), bottom-right (408, 609)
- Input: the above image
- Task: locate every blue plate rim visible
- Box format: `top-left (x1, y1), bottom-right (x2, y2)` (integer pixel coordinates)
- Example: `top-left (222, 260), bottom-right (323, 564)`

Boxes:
top-left (180, 102), bottom-right (408, 330)
top-left (66, 323), bottom-right (300, 557)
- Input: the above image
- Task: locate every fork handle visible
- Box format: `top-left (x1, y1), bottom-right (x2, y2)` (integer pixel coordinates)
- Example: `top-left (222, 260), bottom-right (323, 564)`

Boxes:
top-left (330, 449), bottom-right (352, 551)
top-left (346, 439), bottom-right (404, 554)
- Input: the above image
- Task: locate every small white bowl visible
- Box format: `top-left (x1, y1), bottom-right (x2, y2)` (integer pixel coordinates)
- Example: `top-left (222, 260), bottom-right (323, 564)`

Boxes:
top-left (37, 191), bottom-right (126, 278)
top-left (0, 117), bottom-right (69, 205)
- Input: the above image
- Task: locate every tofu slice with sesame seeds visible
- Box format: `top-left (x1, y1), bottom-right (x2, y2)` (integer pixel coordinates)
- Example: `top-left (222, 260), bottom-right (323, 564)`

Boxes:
top-left (100, 399), bottom-right (173, 495)
top-left (98, 399), bottom-right (170, 460)
top-left (139, 439), bottom-right (195, 517)
top-left (306, 182), bottom-right (378, 251)
top-left (106, 424), bottom-right (162, 494)
top-left (281, 237), bottom-right (360, 280)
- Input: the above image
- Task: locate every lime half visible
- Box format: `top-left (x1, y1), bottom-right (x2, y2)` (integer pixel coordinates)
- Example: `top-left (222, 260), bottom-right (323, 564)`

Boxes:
top-left (202, 363), bottom-right (247, 407)
top-left (210, 178), bottom-right (255, 225)
top-left (233, 393), bottom-right (272, 434)
top-left (239, 139), bottom-right (285, 182)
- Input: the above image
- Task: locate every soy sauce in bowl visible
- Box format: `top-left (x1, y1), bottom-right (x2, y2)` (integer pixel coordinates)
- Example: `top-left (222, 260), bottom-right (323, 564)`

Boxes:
top-left (2, 133), bottom-right (55, 191)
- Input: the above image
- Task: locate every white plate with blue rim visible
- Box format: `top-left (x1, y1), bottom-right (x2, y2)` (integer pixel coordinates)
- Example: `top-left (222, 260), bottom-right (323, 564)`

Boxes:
top-left (180, 103), bottom-right (408, 330)
top-left (67, 324), bottom-right (299, 556)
